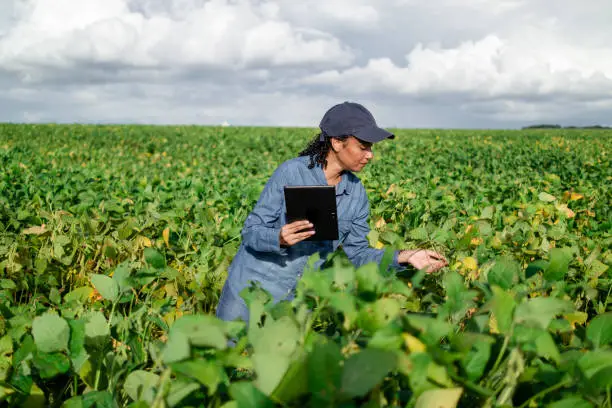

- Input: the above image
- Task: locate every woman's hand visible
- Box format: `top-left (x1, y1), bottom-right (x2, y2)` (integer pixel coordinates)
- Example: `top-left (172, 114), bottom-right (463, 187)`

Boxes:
top-left (398, 249), bottom-right (448, 273)
top-left (279, 220), bottom-right (315, 247)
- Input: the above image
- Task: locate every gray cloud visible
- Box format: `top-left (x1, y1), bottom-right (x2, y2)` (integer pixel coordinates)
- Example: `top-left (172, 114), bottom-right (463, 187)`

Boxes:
top-left (1, 0), bottom-right (611, 128)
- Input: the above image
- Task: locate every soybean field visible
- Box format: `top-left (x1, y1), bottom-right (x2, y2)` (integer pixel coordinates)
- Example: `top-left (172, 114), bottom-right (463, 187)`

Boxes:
top-left (0, 124), bottom-right (610, 407)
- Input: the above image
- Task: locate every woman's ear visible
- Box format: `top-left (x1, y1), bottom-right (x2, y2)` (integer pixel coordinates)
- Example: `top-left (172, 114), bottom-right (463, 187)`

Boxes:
top-left (330, 137), bottom-right (347, 153)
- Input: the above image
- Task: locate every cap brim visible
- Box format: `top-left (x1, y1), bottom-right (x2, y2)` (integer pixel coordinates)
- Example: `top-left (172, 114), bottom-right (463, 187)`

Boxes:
top-left (353, 126), bottom-right (395, 143)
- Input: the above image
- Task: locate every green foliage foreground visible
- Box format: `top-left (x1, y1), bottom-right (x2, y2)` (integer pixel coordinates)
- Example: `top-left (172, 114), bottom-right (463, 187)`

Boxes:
top-left (0, 124), bottom-right (610, 407)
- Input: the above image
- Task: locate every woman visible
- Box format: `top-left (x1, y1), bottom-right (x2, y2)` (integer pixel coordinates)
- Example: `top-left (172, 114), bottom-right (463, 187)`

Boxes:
top-left (215, 101), bottom-right (448, 324)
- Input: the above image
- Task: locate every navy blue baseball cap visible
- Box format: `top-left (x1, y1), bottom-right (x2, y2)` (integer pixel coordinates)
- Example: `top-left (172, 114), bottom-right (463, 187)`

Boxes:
top-left (319, 101), bottom-right (395, 143)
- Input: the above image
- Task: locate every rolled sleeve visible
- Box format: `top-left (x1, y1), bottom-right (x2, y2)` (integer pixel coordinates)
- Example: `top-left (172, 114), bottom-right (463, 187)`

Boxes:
top-left (240, 167), bottom-right (286, 255)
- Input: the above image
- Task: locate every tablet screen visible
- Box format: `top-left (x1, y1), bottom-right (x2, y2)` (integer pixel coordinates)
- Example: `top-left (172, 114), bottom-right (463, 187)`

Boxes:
top-left (284, 185), bottom-right (339, 241)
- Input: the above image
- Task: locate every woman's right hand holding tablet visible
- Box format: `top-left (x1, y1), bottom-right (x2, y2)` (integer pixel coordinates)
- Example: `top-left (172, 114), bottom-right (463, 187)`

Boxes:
top-left (279, 220), bottom-right (315, 247)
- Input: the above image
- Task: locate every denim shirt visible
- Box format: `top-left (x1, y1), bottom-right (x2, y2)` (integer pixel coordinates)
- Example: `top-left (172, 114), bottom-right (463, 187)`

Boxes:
top-left (217, 155), bottom-right (404, 321)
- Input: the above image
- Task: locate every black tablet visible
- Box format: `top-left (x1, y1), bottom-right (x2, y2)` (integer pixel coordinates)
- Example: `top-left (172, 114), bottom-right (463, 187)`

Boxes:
top-left (284, 185), bottom-right (339, 241)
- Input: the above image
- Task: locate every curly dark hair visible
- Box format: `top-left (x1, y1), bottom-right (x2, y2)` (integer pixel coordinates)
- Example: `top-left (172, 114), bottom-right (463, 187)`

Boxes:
top-left (298, 132), bottom-right (348, 169)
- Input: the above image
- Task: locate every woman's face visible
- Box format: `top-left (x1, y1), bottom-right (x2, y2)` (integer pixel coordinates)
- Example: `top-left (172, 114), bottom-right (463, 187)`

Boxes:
top-left (331, 136), bottom-right (374, 172)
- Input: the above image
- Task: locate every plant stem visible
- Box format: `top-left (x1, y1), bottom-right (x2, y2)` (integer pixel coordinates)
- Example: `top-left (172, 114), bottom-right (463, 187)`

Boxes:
top-left (151, 368), bottom-right (172, 408)
top-left (302, 298), bottom-right (328, 344)
top-left (517, 379), bottom-right (570, 408)
top-left (94, 363), bottom-right (102, 391)
top-left (447, 370), bottom-right (494, 397)
top-left (107, 300), bottom-right (118, 331)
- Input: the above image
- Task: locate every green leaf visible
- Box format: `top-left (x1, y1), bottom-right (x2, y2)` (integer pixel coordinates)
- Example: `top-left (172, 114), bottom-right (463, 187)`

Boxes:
top-left (23, 384), bottom-right (45, 408)
top-left (250, 317), bottom-right (301, 395)
top-left (526, 260), bottom-right (549, 278)
top-left (162, 331), bottom-right (191, 364)
top-left (81, 391), bottom-right (115, 408)
top-left (538, 192), bottom-right (557, 202)
top-left (535, 331), bottom-right (561, 364)
top-left (453, 333), bottom-right (494, 382)
top-left (0, 335), bottom-right (13, 380)
top-left (59, 396), bottom-right (83, 408)
top-left (587, 312), bottom-right (612, 348)
top-left (32, 351), bottom-right (71, 379)
top-left (415, 387), bottom-right (463, 408)
top-left (165, 379), bottom-right (200, 408)
top-left (332, 262), bottom-right (355, 289)
top-left (171, 359), bottom-right (226, 395)
top-left (487, 256), bottom-right (519, 290)
top-left (515, 297), bottom-right (574, 330)
top-left (577, 350), bottom-right (612, 379)
top-left (124, 370), bottom-right (159, 403)
top-left (491, 286), bottom-right (516, 335)
top-left (355, 262), bottom-right (382, 295)
top-left (328, 293), bottom-right (358, 328)
top-left (547, 396), bottom-right (593, 408)
top-left (250, 316), bottom-right (299, 356)
top-left (577, 350), bottom-right (612, 391)
top-left (144, 248), bottom-right (166, 269)
top-left (64, 287), bottom-right (93, 304)
top-left (544, 248), bottom-right (572, 281)
top-left (480, 205), bottom-right (495, 220)
top-left (49, 288), bottom-right (61, 305)
top-left (112, 263), bottom-right (133, 293)
top-left (298, 268), bottom-right (332, 298)
top-left (340, 348), bottom-right (396, 399)
top-left (253, 353), bottom-right (291, 396)
top-left (405, 315), bottom-right (453, 346)
top-left (370, 298), bottom-right (402, 331)
top-left (308, 340), bottom-right (343, 403)
top-left (84, 311), bottom-right (110, 350)
top-left (31, 312), bottom-right (70, 353)
top-left (171, 315), bottom-right (227, 350)
top-left (0, 279), bottom-right (16, 290)
top-left (271, 352), bottom-right (309, 403)
top-left (68, 319), bottom-right (88, 373)
top-left (90, 274), bottom-right (119, 302)
top-left (9, 335), bottom-right (35, 393)
top-left (228, 382), bottom-right (274, 408)
top-left (441, 271), bottom-right (478, 323)
top-left (401, 352), bottom-right (432, 394)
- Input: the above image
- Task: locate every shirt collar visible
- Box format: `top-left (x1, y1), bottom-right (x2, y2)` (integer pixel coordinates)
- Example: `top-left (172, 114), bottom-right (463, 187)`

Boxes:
top-left (312, 160), bottom-right (350, 196)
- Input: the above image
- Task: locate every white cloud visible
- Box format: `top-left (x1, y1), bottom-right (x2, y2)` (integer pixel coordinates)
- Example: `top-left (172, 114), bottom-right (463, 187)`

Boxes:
top-left (303, 30), bottom-right (612, 104)
top-left (279, 0), bottom-right (379, 28)
top-left (0, 0), bottom-right (353, 77)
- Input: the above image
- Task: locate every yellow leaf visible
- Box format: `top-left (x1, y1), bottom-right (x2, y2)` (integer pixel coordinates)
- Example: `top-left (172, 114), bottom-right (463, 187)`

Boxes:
top-left (135, 236), bottom-right (152, 248)
top-left (385, 183), bottom-right (398, 195)
top-left (415, 387), bottom-right (463, 408)
top-left (556, 204), bottom-right (575, 218)
top-left (375, 241), bottom-right (384, 249)
top-left (461, 257), bottom-right (478, 271)
top-left (570, 192), bottom-right (584, 201)
top-left (564, 312), bottom-right (588, 329)
top-left (403, 334), bottom-right (426, 353)
top-left (163, 227), bottom-right (170, 248)
top-left (22, 225), bottom-right (47, 235)
top-left (489, 313), bottom-right (499, 334)
top-left (164, 283), bottom-right (177, 298)
top-left (470, 237), bottom-right (483, 246)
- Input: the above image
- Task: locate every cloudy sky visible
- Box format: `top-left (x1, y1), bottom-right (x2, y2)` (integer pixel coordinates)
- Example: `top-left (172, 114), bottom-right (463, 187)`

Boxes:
top-left (1, 0), bottom-right (611, 128)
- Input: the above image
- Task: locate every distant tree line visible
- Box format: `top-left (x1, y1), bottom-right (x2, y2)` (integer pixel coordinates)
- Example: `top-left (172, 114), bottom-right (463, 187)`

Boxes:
top-left (522, 124), bottom-right (611, 129)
